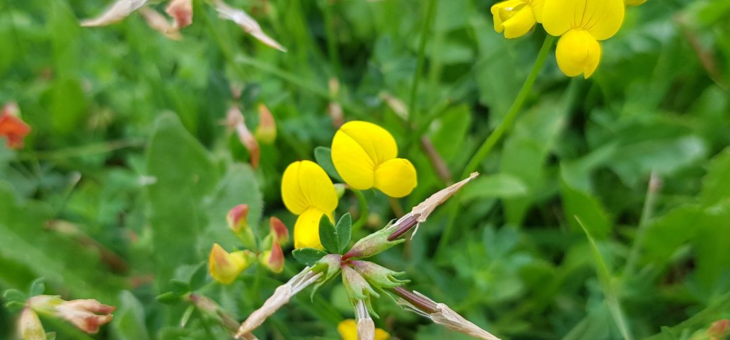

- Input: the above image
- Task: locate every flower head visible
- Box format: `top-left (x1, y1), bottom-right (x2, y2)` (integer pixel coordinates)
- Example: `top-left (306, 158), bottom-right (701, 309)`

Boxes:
top-left (282, 160), bottom-right (338, 249)
top-left (543, 0), bottom-right (625, 78)
top-left (0, 102), bottom-right (31, 149)
top-left (208, 243), bottom-right (253, 284)
top-left (337, 319), bottom-right (390, 340)
top-left (491, 0), bottom-right (545, 39)
top-left (331, 121), bottom-right (417, 198)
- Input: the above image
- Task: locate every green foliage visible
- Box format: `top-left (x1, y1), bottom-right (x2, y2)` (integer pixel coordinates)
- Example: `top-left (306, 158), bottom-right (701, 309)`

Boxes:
top-left (2, 0), bottom-right (730, 339)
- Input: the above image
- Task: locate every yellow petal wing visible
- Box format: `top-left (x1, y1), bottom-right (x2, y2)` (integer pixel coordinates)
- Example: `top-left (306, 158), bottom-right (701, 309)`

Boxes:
top-left (374, 158), bottom-right (418, 198)
top-left (585, 0), bottom-right (625, 40)
top-left (293, 208), bottom-right (334, 250)
top-left (543, 0), bottom-right (624, 40)
top-left (282, 161), bottom-right (338, 215)
top-left (332, 121), bottom-right (399, 190)
top-left (500, 5), bottom-right (537, 39)
top-left (337, 319), bottom-right (358, 340)
top-left (555, 29), bottom-right (602, 78)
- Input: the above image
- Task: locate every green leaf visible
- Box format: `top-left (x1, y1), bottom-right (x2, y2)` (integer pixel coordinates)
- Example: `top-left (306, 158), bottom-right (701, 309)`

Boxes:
top-left (700, 148), bottom-right (730, 207)
top-left (170, 279), bottom-right (190, 296)
top-left (314, 147), bottom-right (342, 182)
top-left (111, 291), bottom-right (150, 340)
top-left (692, 200), bottom-right (730, 296)
top-left (561, 173), bottom-right (612, 239)
top-left (189, 262), bottom-right (208, 291)
top-left (29, 277), bottom-right (45, 296)
top-left (155, 292), bottom-right (182, 304)
top-left (336, 213), bottom-right (352, 253)
top-left (292, 248), bottom-right (328, 266)
top-left (4, 289), bottom-right (26, 303)
top-left (147, 114), bottom-right (219, 287)
top-left (459, 173), bottom-right (528, 203)
top-left (575, 217), bottom-right (633, 340)
top-left (319, 215), bottom-right (339, 254)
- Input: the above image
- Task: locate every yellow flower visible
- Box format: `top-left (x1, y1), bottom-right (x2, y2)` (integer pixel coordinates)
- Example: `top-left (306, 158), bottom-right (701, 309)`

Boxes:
top-left (337, 319), bottom-right (390, 340)
top-left (543, 0), bottom-right (625, 78)
top-left (624, 0), bottom-right (646, 6)
top-left (331, 121), bottom-right (417, 198)
top-left (491, 0), bottom-right (545, 39)
top-left (282, 160), bottom-right (338, 249)
top-left (208, 243), bottom-right (252, 284)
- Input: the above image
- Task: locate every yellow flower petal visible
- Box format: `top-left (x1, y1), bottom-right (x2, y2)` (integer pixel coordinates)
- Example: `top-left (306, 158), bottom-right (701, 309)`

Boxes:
top-left (337, 319), bottom-right (358, 340)
top-left (555, 29), bottom-right (602, 79)
top-left (531, 0), bottom-right (545, 23)
top-left (500, 5), bottom-right (537, 39)
top-left (332, 121), bottom-right (398, 190)
top-left (374, 158), bottom-right (417, 198)
top-left (543, 0), bottom-right (624, 40)
top-left (337, 319), bottom-right (390, 340)
top-left (282, 161), bottom-right (338, 215)
top-left (491, 0), bottom-right (524, 33)
top-left (208, 243), bottom-right (249, 284)
top-left (293, 208), bottom-right (334, 249)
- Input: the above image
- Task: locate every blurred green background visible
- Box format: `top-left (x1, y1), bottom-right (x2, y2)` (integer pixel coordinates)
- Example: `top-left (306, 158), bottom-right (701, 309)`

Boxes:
top-left (1, 0), bottom-right (730, 339)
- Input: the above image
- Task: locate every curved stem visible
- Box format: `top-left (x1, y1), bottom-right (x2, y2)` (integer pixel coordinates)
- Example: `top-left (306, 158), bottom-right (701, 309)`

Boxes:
top-left (460, 34), bottom-right (556, 179)
top-left (438, 34), bottom-right (556, 252)
top-left (350, 188), bottom-right (369, 233)
top-left (407, 0), bottom-right (438, 130)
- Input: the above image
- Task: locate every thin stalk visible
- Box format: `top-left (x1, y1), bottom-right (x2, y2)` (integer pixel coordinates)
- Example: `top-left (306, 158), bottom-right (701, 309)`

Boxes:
top-left (350, 188), bottom-right (369, 233)
top-left (438, 35), bottom-right (556, 252)
top-left (460, 34), bottom-right (556, 179)
top-left (321, 0), bottom-right (341, 77)
top-left (407, 0), bottom-right (438, 130)
top-left (624, 171), bottom-right (661, 278)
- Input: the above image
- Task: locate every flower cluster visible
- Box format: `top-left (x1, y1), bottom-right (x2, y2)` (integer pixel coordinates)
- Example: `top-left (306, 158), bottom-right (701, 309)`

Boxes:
top-left (491, 0), bottom-right (647, 78)
top-left (282, 121), bottom-right (418, 250)
top-left (208, 204), bottom-right (290, 284)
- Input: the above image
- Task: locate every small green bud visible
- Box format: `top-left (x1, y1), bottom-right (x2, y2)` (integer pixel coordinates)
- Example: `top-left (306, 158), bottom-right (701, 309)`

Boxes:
top-left (350, 260), bottom-right (409, 289)
top-left (341, 266), bottom-right (379, 302)
top-left (343, 227), bottom-right (404, 260)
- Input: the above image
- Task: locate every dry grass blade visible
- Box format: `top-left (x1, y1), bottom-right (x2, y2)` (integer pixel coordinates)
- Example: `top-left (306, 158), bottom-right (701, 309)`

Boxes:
top-left (81, 0), bottom-right (148, 27)
top-left (139, 8), bottom-right (182, 41)
top-left (212, 0), bottom-right (287, 52)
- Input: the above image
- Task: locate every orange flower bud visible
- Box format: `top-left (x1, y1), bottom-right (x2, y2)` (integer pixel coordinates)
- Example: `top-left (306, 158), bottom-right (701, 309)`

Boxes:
top-left (227, 107), bottom-right (260, 169)
top-left (259, 241), bottom-right (284, 274)
top-left (19, 308), bottom-right (45, 340)
top-left (269, 217), bottom-right (289, 245)
top-left (55, 299), bottom-right (115, 334)
top-left (254, 104), bottom-right (277, 144)
top-left (0, 102), bottom-right (31, 149)
top-left (227, 204), bottom-right (256, 248)
top-left (166, 0), bottom-right (193, 29)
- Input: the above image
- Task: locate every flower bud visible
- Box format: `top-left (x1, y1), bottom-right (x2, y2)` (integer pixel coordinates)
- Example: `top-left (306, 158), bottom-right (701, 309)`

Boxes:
top-left (166, 0), bottom-right (193, 29)
top-left (227, 204), bottom-right (256, 249)
top-left (208, 243), bottom-right (252, 284)
top-left (0, 102), bottom-right (31, 149)
top-left (259, 241), bottom-right (285, 274)
top-left (254, 104), bottom-right (277, 144)
top-left (55, 299), bottom-right (115, 334)
top-left (269, 217), bottom-right (289, 245)
top-left (19, 308), bottom-right (45, 340)
top-left (350, 260), bottom-right (408, 289)
top-left (341, 266), bottom-right (379, 303)
top-left (343, 227), bottom-right (404, 260)
top-left (334, 183), bottom-right (346, 199)
top-left (708, 319), bottom-right (729, 339)
top-left (227, 106), bottom-right (260, 169)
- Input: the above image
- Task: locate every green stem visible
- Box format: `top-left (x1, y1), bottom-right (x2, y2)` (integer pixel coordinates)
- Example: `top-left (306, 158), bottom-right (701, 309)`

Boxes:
top-left (460, 34), bottom-right (556, 179)
top-left (624, 171), bottom-right (660, 279)
top-left (407, 0), bottom-right (438, 130)
top-left (321, 0), bottom-right (341, 77)
top-left (350, 188), bottom-right (369, 233)
top-left (437, 34), bottom-right (556, 252)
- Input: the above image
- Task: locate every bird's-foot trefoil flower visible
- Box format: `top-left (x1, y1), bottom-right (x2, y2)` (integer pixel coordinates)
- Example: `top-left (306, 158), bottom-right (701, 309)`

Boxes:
top-left (259, 241), bottom-right (285, 274)
top-left (331, 121), bottom-right (417, 198)
top-left (282, 160), bottom-right (338, 249)
top-left (338, 319), bottom-right (390, 340)
top-left (208, 243), bottom-right (254, 284)
top-left (543, 0), bottom-right (625, 78)
top-left (491, 0), bottom-right (545, 39)
top-left (268, 217), bottom-right (290, 245)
